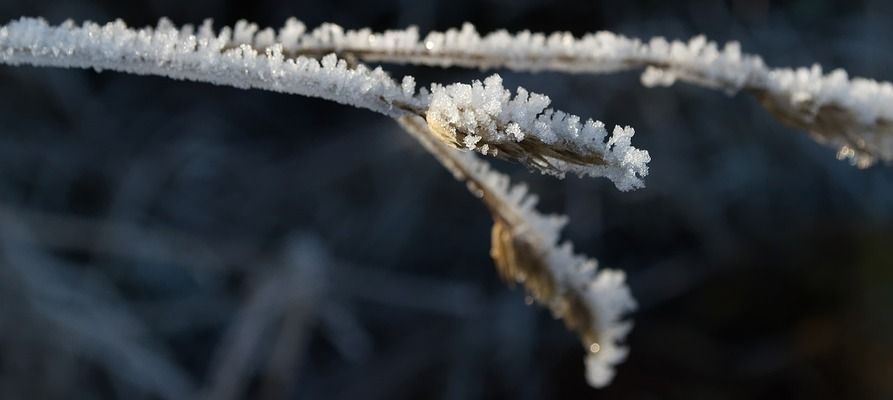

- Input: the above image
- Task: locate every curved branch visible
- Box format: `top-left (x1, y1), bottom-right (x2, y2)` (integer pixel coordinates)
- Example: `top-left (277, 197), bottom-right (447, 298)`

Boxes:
top-left (245, 18), bottom-right (893, 167)
top-left (0, 17), bottom-right (650, 190)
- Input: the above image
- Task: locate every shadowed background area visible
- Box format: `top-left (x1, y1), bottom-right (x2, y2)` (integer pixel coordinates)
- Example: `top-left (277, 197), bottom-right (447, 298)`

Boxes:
top-left (0, 0), bottom-right (892, 399)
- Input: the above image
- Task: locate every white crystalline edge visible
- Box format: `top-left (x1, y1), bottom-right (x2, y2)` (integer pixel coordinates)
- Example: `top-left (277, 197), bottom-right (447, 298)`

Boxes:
top-left (247, 18), bottom-right (892, 146)
top-left (275, 18), bottom-right (763, 80)
top-left (0, 17), bottom-right (650, 190)
top-left (765, 64), bottom-right (893, 129)
top-left (765, 65), bottom-right (893, 163)
top-left (0, 17), bottom-right (423, 117)
top-left (452, 149), bottom-right (636, 388)
top-left (428, 75), bottom-right (650, 191)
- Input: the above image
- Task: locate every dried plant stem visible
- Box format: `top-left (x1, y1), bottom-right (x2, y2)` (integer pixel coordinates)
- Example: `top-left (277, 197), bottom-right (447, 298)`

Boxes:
top-left (398, 115), bottom-right (635, 387)
top-left (263, 20), bottom-right (892, 167)
top-left (0, 18), bottom-right (650, 189)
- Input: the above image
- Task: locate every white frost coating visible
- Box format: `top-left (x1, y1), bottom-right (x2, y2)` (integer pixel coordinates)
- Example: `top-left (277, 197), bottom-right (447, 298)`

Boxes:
top-left (766, 65), bottom-right (893, 131)
top-left (0, 17), bottom-right (650, 188)
top-left (264, 18), bottom-right (893, 128)
top-left (399, 115), bottom-right (636, 388)
top-left (267, 20), bottom-right (759, 77)
top-left (0, 17), bottom-right (421, 117)
top-left (490, 163), bottom-right (636, 388)
top-left (583, 269), bottom-right (635, 386)
top-left (459, 145), bottom-right (635, 389)
top-left (763, 64), bottom-right (893, 166)
top-left (427, 75), bottom-right (650, 191)
top-left (232, 19), bottom-right (891, 165)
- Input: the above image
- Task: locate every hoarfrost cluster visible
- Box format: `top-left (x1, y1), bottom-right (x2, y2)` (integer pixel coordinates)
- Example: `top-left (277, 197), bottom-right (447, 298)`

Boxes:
top-left (426, 74), bottom-right (649, 190)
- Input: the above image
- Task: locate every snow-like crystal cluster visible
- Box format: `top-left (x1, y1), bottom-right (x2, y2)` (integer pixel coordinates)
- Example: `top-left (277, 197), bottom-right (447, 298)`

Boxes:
top-left (427, 75), bottom-right (650, 191)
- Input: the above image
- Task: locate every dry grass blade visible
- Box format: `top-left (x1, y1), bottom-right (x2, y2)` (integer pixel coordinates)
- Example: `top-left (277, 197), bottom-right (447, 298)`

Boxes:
top-left (426, 111), bottom-right (609, 171)
top-left (490, 220), bottom-right (600, 350)
top-left (490, 219), bottom-right (557, 302)
top-left (752, 89), bottom-right (893, 168)
top-left (398, 115), bottom-right (636, 387)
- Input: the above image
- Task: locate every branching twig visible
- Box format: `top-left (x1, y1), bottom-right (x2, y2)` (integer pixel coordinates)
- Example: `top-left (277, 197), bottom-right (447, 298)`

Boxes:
top-left (0, 17), bottom-right (650, 189)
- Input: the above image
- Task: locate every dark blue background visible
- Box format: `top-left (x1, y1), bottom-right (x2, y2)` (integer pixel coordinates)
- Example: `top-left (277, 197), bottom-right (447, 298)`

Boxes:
top-left (0, 1), bottom-right (891, 398)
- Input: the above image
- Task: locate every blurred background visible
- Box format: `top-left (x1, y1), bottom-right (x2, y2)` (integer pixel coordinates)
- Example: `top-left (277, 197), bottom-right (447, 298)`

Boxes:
top-left (0, 0), bottom-right (892, 399)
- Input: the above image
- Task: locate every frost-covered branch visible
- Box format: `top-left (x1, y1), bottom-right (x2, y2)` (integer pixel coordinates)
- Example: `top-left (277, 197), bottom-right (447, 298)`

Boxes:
top-left (0, 17), bottom-right (650, 190)
top-left (399, 115), bottom-right (636, 388)
top-left (0, 18), bottom-right (422, 116)
top-left (246, 18), bottom-right (892, 167)
top-left (0, 15), bottom-right (646, 388)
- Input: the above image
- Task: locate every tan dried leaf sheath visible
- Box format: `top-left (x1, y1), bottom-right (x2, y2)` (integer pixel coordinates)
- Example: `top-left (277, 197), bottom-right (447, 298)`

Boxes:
top-left (399, 115), bottom-right (636, 387)
top-left (491, 220), bottom-right (601, 350)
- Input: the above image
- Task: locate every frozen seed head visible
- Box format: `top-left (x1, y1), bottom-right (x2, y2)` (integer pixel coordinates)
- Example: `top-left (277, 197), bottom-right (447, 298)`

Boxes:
top-left (425, 74), bottom-right (650, 191)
